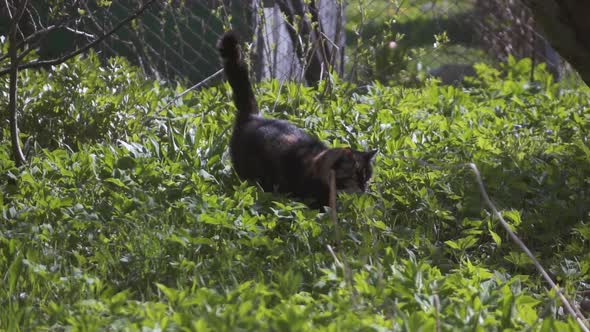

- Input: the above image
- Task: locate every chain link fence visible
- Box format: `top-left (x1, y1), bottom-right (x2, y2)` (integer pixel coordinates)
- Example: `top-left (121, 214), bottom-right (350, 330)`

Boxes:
top-left (12, 0), bottom-right (568, 87)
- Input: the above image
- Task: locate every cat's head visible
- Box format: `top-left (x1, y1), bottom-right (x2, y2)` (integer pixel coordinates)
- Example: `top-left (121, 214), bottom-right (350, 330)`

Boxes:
top-left (313, 148), bottom-right (377, 193)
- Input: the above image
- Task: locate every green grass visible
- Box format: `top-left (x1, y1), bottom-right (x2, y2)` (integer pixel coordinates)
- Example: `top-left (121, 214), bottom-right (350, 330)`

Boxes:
top-left (1, 53), bottom-right (589, 330)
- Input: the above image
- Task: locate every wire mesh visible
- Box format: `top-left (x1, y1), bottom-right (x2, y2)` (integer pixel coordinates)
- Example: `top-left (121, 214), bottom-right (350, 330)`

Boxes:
top-left (6, 0), bottom-right (568, 86)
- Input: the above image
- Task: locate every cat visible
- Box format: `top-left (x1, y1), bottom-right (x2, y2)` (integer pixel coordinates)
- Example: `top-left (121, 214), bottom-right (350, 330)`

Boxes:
top-left (217, 31), bottom-right (377, 208)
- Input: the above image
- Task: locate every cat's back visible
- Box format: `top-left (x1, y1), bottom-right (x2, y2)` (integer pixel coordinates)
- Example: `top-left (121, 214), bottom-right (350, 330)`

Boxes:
top-left (230, 115), bottom-right (325, 193)
top-left (233, 115), bottom-right (321, 154)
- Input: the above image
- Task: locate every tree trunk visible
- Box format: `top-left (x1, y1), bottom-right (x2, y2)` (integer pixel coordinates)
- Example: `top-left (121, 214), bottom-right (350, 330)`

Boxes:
top-left (526, 0), bottom-right (590, 85)
top-left (252, 0), bottom-right (345, 86)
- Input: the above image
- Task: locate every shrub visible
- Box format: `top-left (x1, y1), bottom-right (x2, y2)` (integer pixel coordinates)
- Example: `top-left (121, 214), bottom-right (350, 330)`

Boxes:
top-left (1, 54), bottom-right (589, 330)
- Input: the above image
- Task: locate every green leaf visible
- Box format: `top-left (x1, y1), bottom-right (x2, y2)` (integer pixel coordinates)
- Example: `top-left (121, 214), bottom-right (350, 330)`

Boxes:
top-left (156, 283), bottom-right (178, 303)
top-left (489, 229), bottom-right (502, 246)
top-left (445, 240), bottom-right (460, 250)
top-left (8, 250), bottom-right (23, 295)
top-left (503, 210), bottom-right (522, 226)
top-left (105, 178), bottom-right (126, 188)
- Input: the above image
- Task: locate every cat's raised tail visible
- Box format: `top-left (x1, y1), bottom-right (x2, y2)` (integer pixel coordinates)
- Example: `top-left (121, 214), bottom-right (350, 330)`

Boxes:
top-left (217, 31), bottom-right (258, 121)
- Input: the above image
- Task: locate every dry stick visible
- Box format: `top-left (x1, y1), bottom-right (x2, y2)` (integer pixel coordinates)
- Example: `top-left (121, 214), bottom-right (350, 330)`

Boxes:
top-left (271, 78), bottom-right (287, 113)
top-left (326, 244), bottom-right (342, 267)
top-left (434, 293), bottom-right (441, 332)
top-left (466, 163), bottom-right (590, 331)
top-left (326, 170), bottom-right (342, 266)
top-left (157, 68), bottom-right (223, 114)
top-left (327, 170), bottom-right (358, 304)
top-left (329, 169), bottom-right (338, 235)
top-left (327, 170), bottom-right (341, 264)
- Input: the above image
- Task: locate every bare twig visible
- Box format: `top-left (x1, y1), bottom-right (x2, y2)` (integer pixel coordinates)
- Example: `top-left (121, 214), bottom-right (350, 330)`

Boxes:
top-left (329, 169), bottom-right (339, 240)
top-left (157, 68), bottom-right (223, 113)
top-left (0, 24), bottom-right (54, 63)
top-left (326, 244), bottom-right (342, 267)
top-left (271, 77), bottom-right (287, 113)
top-left (65, 27), bottom-right (96, 39)
top-left (83, 2), bottom-right (133, 48)
top-left (0, 0), bottom-right (157, 76)
top-left (276, 0), bottom-right (325, 86)
top-left (347, 0), bottom-right (366, 82)
top-left (434, 293), bottom-right (441, 332)
top-left (4, 0), bottom-right (14, 18)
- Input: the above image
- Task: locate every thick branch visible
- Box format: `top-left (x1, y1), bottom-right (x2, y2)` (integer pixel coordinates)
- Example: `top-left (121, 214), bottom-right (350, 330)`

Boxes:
top-left (8, 0), bottom-right (30, 167)
top-left (0, 0), bottom-right (157, 76)
top-left (4, 0), bottom-right (14, 18)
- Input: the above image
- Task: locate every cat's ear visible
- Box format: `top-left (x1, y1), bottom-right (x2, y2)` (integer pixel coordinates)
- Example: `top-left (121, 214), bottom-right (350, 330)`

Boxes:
top-left (330, 148), bottom-right (353, 168)
top-left (311, 148), bottom-right (352, 182)
top-left (364, 149), bottom-right (378, 162)
top-left (340, 148), bottom-right (354, 160)
top-left (312, 149), bottom-right (340, 172)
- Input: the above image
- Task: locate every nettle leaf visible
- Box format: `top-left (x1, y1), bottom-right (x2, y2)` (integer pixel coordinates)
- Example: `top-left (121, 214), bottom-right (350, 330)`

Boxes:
top-left (445, 240), bottom-right (460, 250)
top-left (573, 223), bottom-right (590, 240)
top-left (489, 229), bottom-right (502, 246)
top-left (445, 236), bottom-right (478, 251)
top-left (504, 252), bottom-right (533, 267)
top-left (104, 178), bottom-right (127, 188)
top-left (503, 210), bottom-right (522, 227)
top-left (156, 283), bottom-right (179, 303)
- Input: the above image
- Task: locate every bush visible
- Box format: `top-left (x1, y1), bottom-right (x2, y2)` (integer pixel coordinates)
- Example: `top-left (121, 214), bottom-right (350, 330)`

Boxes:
top-left (1, 54), bottom-right (589, 330)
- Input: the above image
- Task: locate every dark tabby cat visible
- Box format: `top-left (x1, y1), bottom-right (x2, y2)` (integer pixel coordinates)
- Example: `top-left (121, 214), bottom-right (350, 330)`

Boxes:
top-left (218, 31), bottom-right (377, 208)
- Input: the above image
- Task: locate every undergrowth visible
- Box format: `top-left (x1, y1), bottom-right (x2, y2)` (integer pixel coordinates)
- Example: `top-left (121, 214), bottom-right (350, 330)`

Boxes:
top-left (1, 53), bottom-right (589, 331)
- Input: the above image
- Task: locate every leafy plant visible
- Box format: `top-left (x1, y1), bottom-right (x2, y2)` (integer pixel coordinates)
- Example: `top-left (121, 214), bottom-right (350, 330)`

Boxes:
top-left (1, 54), bottom-right (589, 330)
